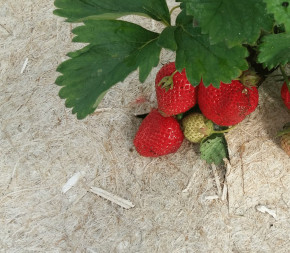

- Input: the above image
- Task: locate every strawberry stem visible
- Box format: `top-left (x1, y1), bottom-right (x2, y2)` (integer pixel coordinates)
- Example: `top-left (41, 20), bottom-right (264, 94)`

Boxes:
top-left (211, 125), bottom-right (236, 134)
top-left (277, 127), bottom-right (290, 137)
top-left (200, 126), bottom-right (236, 144)
top-left (239, 70), bottom-right (260, 88)
top-left (158, 70), bottom-right (178, 91)
top-left (169, 5), bottom-right (180, 16)
top-left (176, 113), bottom-right (184, 120)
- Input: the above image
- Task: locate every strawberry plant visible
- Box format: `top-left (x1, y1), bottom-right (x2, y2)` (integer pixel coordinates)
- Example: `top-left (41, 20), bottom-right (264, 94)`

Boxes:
top-left (53, 0), bottom-right (290, 162)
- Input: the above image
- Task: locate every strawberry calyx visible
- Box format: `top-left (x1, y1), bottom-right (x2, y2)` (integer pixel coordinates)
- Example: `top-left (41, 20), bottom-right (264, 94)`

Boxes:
top-left (277, 128), bottom-right (290, 137)
top-left (200, 125), bottom-right (236, 144)
top-left (211, 125), bottom-right (237, 134)
top-left (239, 70), bottom-right (261, 89)
top-left (277, 123), bottom-right (290, 137)
top-left (176, 113), bottom-right (184, 120)
top-left (157, 70), bottom-right (178, 91)
top-left (198, 120), bottom-right (214, 136)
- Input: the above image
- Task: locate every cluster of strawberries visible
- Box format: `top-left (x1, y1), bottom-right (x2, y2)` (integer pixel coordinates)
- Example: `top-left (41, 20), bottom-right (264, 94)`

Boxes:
top-left (133, 62), bottom-right (290, 157)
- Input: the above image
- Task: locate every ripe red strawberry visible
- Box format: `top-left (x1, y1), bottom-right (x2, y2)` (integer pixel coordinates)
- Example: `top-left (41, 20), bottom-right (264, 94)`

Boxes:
top-left (198, 80), bottom-right (259, 126)
top-left (281, 82), bottom-right (290, 110)
top-left (133, 109), bottom-right (184, 157)
top-left (155, 62), bottom-right (198, 117)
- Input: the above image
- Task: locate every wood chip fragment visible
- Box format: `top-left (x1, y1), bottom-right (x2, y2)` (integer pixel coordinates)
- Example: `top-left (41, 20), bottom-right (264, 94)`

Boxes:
top-left (222, 158), bottom-right (231, 202)
top-left (62, 171), bottom-right (85, 194)
top-left (221, 183), bottom-right (228, 201)
top-left (223, 158), bottom-right (232, 177)
top-left (256, 205), bottom-right (277, 220)
top-left (204, 195), bottom-right (219, 200)
top-left (90, 187), bottom-right (135, 209)
top-left (21, 58), bottom-right (29, 74)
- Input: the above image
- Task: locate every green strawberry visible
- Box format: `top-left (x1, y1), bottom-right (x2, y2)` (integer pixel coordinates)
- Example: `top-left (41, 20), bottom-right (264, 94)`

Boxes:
top-left (182, 113), bottom-right (214, 143)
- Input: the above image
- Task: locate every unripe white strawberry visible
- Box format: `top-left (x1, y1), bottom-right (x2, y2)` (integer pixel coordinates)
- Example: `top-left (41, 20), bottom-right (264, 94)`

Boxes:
top-left (182, 113), bottom-right (214, 143)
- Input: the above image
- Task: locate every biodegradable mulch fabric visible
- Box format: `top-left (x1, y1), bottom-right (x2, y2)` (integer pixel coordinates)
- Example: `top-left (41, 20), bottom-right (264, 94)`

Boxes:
top-left (0, 1), bottom-right (289, 252)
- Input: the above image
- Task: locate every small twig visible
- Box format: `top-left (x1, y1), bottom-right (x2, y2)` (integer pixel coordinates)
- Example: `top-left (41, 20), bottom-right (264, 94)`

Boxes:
top-left (62, 171), bottom-right (85, 194)
top-left (204, 195), bottom-right (219, 200)
top-left (90, 186), bottom-right (135, 209)
top-left (256, 205), bottom-right (277, 220)
top-left (221, 183), bottom-right (228, 201)
top-left (222, 158), bottom-right (232, 201)
top-left (21, 58), bottom-right (29, 74)
top-left (239, 144), bottom-right (246, 195)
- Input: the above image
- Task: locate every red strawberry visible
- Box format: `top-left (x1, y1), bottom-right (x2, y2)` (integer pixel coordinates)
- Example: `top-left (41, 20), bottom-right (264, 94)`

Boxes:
top-left (155, 62), bottom-right (198, 117)
top-left (133, 109), bottom-right (184, 157)
top-left (198, 80), bottom-right (259, 126)
top-left (281, 82), bottom-right (290, 110)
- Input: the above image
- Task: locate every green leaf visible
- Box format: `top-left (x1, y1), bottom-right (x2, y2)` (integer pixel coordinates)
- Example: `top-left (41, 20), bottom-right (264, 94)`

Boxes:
top-left (263, 0), bottom-right (290, 31)
top-left (175, 25), bottom-right (248, 87)
top-left (200, 134), bottom-right (229, 165)
top-left (157, 26), bottom-right (177, 51)
top-left (54, 0), bottom-right (170, 25)
top-left (179, 0), bottom-right (274, 47)
top-left (56, 20), bottom-right (161, 119)
top-left (258, 33), bottom-right (290, 69)
top-left (176, 9), bottom-right (194, 26)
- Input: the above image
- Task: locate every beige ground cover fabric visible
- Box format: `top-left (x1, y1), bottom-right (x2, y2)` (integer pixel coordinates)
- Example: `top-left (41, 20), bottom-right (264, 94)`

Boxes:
top-left (0, 1), bottom-right (289, 252)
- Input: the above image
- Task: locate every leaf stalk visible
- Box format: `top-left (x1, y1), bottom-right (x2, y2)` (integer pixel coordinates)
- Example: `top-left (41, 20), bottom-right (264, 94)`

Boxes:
top-left (169, 5), bottom-right (180, 16)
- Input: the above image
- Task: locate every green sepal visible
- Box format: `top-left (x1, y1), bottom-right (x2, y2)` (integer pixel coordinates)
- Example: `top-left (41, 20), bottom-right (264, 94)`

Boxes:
top-left (200, 133), bottom-right (229, 165)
